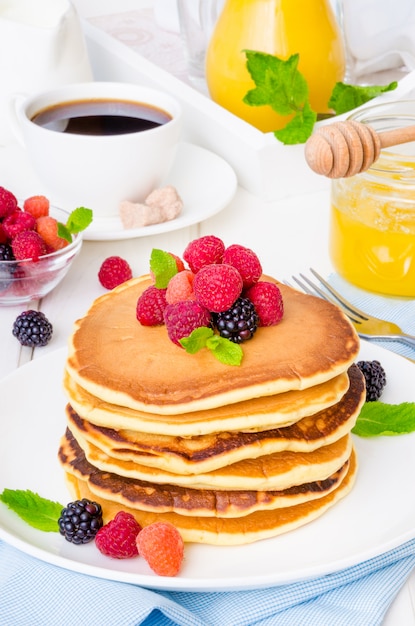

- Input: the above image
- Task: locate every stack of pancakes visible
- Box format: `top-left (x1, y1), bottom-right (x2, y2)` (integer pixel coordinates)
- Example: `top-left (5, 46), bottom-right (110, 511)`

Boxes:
top-left (59, 275), bottom-right (364, 545)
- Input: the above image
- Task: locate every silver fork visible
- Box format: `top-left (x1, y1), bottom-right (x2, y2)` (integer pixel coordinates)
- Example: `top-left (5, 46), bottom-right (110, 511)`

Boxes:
top-left (285, 268), bottom-right (415, 349)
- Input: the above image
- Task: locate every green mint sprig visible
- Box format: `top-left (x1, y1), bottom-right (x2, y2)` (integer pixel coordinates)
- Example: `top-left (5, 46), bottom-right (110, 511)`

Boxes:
top-left (57, 206), bottom-right (93, 243)
top-left (328, 81), bottom-right (398, 116)
top-left (150, 249), bottom-right (179, 289)
top-left (352, 401), bottom-right (415, 437)
top-left (243, 51), bottom-right (317, 145)
top-left (0, 488), bottom-right (63, 532)
top-left (180, 327), bottom-right (243, 366)
top-left (243, 50), bottom-right (398, 145)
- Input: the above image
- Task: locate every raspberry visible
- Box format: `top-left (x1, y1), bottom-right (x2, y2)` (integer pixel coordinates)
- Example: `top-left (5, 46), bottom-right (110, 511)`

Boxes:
top-left (245, 281), bottom-right (284, 326)
top-left (23, 195), bottom-right (50, 219)
top-left (0, 186), bottom-right (18, 219)
top-left (0, 223), bottom-right (8, 244)
top-left (11, 230), bottom-right (47, 261)
top-left (166, 270), bottom-right (195, 304)
top-left (12, 310), bottom-right (53, 347)
top-left (2, 210), bottom-right (36, 238)
top-left (58, 499), bottom-right (103, 544)
top-left (183, 235), bottom-right (225, 273)
top-left (193, 263), bottom-right (243, 313)
top-left (169, 252), bottom-right (185, 273)
top-left (36, 216), bottom-right (68, 251)
top-left (136, 285), bottom-right (167, 325)
top-left (136, 522), bottom-right (184, 577)
top-left (356, 360), bottom-right (387, 401)
top-left (95, 511), bottom-right (141, 559)
top-left (223, 244), bottom-right (262, 289)
top-left (98, 256), bottom-right (133, 290)
top-left (164, 300), bottom-right (211, 345)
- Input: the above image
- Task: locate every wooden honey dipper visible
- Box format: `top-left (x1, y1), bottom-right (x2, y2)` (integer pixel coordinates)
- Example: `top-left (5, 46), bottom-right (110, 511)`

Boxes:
top-left (304, 119), bottom-right (415, 178)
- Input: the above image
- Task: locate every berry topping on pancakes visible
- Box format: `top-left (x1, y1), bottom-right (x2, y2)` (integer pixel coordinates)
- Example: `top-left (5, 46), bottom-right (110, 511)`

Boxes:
top-left (245, 281), bottom-right (284, 326)
top-left (183, 234), bottom-right (225, 272)
top-left (193, 263), bottom-right (243, 313)
top-left (136, 285), bottom-right (168, 326)
top-left (136, 236), bottom-right (284, 362)
top-left (223, 243), bottom-right (262, 288)
top-left (164, 300), bottom-right (211, 345)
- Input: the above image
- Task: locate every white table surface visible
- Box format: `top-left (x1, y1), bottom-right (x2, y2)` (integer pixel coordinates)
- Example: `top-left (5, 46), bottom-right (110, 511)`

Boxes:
top-left (1, 1), bottom-right (414, 623)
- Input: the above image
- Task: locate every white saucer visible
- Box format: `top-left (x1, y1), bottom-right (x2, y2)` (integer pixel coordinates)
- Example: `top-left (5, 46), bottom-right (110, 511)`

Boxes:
top-left (83, 142), bottom-right (237, 241)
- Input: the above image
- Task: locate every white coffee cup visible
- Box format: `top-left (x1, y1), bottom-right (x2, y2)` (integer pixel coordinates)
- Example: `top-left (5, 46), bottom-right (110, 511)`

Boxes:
top-left (11, 81), bottom-right (182, 219)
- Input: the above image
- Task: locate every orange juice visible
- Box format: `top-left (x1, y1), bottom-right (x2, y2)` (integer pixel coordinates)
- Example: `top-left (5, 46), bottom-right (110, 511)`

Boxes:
top-left (205, 0), bottom-right (346, 132)
top-left (330, 155), bottom-right (415, 297)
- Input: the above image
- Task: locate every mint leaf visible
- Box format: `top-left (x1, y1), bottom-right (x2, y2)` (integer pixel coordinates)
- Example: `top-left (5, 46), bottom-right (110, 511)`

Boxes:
top-left (328, 81), bottom-right (398, 116)
top-left (180, 326), bottom-right (213, 353)
top-left (352, 401), bottom-right (415, 437)
top-left (243, 49), bottom-right (398, 144)
top-left (66, 207), bottom-right (93, 233)
top-left (150, 249), bottom-right (178, 289)
top-left (57, 223), bottom-right (72, 242)
top-left (57, 206), bottom-right (93, 242)
top-left (180, 327), bottom-right (243, 365)
top-left (0, 488), bottom-right (63, 532)
top-left (244, 52), bottom-right (307, 115)
top-left (274, 100), bottom-right (317, 145)
top-left (243, 51), bottom-right (315, 144)
top-left (206, 334), bottom-right (243, 366)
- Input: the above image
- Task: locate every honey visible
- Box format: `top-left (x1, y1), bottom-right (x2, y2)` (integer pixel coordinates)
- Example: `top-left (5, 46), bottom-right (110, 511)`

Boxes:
top-left (329, 102), bottom-right (415, 297)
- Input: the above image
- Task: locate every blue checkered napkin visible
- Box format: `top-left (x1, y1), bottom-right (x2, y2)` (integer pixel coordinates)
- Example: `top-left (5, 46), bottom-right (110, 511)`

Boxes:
top-left (328, 274), bottom-right (415, 361)
top-left (1, 538), bottom-right (415, 626)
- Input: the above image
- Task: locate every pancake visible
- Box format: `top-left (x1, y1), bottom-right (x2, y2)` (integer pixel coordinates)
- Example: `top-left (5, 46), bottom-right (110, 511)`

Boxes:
top-left (66, 364), bottom-right (365, 475)
top-left (63, 448), bottom-right (357, 545)
top-left (64, 366), bottom-right (350, 436)
top-left (63, 428), bottom-right (353, 491)
top-left (60, 430), bottom-right (351, 518)
top-left (65, 276), bottom-right (359, 415)
top-left (59, 260), bottom-right (362, 547)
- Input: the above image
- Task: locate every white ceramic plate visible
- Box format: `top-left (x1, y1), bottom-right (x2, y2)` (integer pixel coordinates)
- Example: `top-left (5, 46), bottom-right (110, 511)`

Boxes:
top-left (82, 141), bottom-right (237, 241)
top-left (0, 342), bottom-right (414, 592)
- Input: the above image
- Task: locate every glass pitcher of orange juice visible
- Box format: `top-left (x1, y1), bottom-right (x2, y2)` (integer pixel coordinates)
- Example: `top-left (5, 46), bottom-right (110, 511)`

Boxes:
top-left (330, 102), bottom-right (415, 297)
top-left (205, 0), bottom-right (346, 132)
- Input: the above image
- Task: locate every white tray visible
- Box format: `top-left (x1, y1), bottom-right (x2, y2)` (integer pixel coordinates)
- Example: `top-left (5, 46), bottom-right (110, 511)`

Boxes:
top-left (81, 18), bottom-right (415, 201)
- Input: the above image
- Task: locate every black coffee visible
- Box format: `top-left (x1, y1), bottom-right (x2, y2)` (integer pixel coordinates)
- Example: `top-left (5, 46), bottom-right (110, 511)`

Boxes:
top-left (31, 98), bottom-right (173, 135)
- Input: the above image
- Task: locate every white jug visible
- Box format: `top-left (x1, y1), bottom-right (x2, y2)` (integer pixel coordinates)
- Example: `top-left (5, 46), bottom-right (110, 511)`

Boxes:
top-left (0, 0), bottom-right (92, 145)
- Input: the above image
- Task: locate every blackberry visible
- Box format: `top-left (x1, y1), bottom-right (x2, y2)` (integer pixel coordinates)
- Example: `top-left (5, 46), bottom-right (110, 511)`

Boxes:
top-left (58, 498), bottom-right (103, 544)
top-left (357, 359), bottom-right (387, 401)
top-left (0, 243), bottom-right (17, 292)
top-left (0, 243), bottom-right (15, 261)
top-left (214, 297), bottom-right (259, 343)
top-left (12, 310), bottom-right (53, 347)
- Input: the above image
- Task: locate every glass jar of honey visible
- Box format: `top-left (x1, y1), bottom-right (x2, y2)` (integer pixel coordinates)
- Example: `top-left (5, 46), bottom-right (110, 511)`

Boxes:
top-left (329, 101), bottom-right (415, 297)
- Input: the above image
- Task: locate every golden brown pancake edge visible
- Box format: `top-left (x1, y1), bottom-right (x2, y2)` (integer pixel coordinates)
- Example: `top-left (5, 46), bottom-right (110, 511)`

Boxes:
top-left (62, 449), bottom-right (357, 545)
top-left (66, 276), bottom-right (360, 415)
top-left (65, 364), bottom-right (365, 475)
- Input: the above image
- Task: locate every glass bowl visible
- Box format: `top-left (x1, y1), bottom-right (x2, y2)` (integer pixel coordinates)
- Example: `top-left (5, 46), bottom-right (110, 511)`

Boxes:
top-left (0, 206), bottom-right (83, 306)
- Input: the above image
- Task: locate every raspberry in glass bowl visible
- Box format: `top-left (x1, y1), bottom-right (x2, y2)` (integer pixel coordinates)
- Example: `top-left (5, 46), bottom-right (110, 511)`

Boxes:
top-left (0, 201), bottom-right (84, 306)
